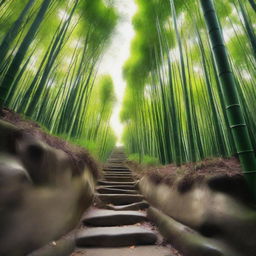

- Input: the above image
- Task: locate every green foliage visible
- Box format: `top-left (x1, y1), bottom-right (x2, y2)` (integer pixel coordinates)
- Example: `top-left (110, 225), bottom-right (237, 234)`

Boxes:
top-left (128, 153), bottom-right (140, 162)
top-left (66, 137), bottom-right (100, 160)
top-left (121, 0), bottom-right (256, 167)
top-left (128, 153), bottom-right (160, 166)
top-left (123, 0), bottom-right (171, 91)
top-left (77, 0), bottom-right (118, 52)
top-left (142, 155), bottom-right (160, 166)
top-left (98, 75), bottom-right (116, 108)
top-left (0, 0), bottom-right (118, 161)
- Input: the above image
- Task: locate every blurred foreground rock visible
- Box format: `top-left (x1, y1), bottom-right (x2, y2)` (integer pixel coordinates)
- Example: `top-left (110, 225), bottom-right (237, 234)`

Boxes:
top-left (0, 119), bottom-right (98, 256)
top-left (139, 171), bottom-right (256, 256)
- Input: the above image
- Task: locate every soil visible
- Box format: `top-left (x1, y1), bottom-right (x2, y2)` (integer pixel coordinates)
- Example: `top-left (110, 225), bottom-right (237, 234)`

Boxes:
top-left (128, 157), bottom-right (242, 184)
top-left (0, 108), bottom-right (100, 178)
top-left (127, 156), bottom-right (255, 202)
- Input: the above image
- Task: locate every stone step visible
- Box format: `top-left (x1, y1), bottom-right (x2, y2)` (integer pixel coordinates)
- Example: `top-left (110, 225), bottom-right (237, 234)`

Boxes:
top-left (104, 167), bottom-right (129, 170)
top-left (98, 180), bottom-right (137, 186)
top-left (108, 157), bottom-right (126, 160)
top-left (108, 161), bottom-right (124, 163)
top-left (104, 169), bottom-right (131, 172)
top-left (104, 174), bottom-right (133, 179)
top-left (103, 170), bottom-right (133, 175)
top-left (73, 245), bottom-right (173, 256)
top-left (101, 184), bottom-right (137, 190)
top-left (103, 172), bottom-right (132, 176)
top-left (109, 160), bottom-right (126, 162)
top-left (108, 159), bottom-right (126, 161)
top-left (76, 226), bottom-right (157, 247)
top-left (103, 176), bottom-right (134, 182)
top-left (82, 208), bottom-right (147, 226)
top-left (104, 172), bottom-right (132, 176)
top-left (108, 157), bottom-right (126, 159)
top-left (97, 193), bottom-right (143, 205)
top-left (104, 169), bottom-right (130, 173)
top-left (107, 163), bottom-right (127, 165)
top-left (105, 201), bottom-right (149, 211)
top-left (104, 172), bottom-right (132, 175)
top-left (108, 157), bottom-right (125, 159)
top-left (104, 167), bottom-right (129, 171)
top-left (104, 173), bottom-right (132, 176)
top-left (105, 163), bottom-right (126, 165)
top-left (105, 165), bottom-right (128, 168)
top-left (97, 187), bottom-right (138, 194)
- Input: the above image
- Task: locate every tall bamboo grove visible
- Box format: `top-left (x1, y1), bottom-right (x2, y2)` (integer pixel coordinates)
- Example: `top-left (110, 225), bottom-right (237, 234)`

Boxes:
top-left (0, 0), bottom-right (118, 161)
top-left (121, 0), bottom-right (256, 179)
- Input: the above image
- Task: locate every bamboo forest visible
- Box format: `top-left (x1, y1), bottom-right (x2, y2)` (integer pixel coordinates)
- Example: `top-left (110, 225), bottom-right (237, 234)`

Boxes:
top-left (0, 0), bottom-right (256, 256)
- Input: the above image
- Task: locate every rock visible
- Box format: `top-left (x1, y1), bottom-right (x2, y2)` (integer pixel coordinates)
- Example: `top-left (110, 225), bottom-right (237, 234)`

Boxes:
top-left (103, 172), bottom-right (132, 177)
top-left (98, 180), bottom-right (136, 186)
top-left (0, 119), bottom-right (22, 154)
top-left (76, 245), bottom-right (173, 256)
top-left (76, 226), bottom-right (157, 247)
top-left (103, 176), bottom-right (134, 182)
top-left (17, 137), bottom-right (72, 186)
top-left (100, 184), bottom-right (137, 190)
top-left (104, 172), bottom-right (132, 176)
top-left (104, 170), bottom-right (131, 173)
top-left (97, 187), bottom-right (137, 194)
top-left (140, 176), bottom-right (256, 256)
top-left (98, 193), bottom-right (143, 205)
top-left (28, 233), bottom-right (75, 256)
top-left (0, 120), bottom-right (97, 256)
top-left (0, 153), bottom-right (32, 184)
top-left (105, 201), bottom-right (149, 211)
top-left (148, 207), bottom-right (240, 256)
top-left (82, 208), bottom-right (147, 226)
top-left (104, 167), bottom-right (129, 171)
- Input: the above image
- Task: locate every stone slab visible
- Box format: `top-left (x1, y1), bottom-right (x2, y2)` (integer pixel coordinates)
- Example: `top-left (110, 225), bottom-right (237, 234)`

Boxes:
top-left (98, 180), bottom-right (136, 184)
top-left (82, 208), bottom-right (147, 226)
top-left (98, 180), bottom-right (136, 186)
top-left (98, 194), bottom-right (143, 205)
top-left (104, 169), bottom-right (130, 172)
top-left (76, 226), bottom-right (157, 247)
top-left (105, 201), bottom-right (149, 211)
top-left (104, 167), bottom-right (130, 171)
top-left (72, 245), bottom-right (174, 256)
top-left (101, 185), bottom-right (137, 190)
top-left (104, 173), bottom-right (132, 177)
top-left (103, 176), bottom-right (134, 182)
top-left (104, 171), bottom-right (132, 175)
top-left (97, 187), bottom-right (137, 194)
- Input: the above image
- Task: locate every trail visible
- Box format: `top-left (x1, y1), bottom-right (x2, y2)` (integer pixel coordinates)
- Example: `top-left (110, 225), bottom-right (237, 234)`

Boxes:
top-left (72, 149), bottom-right (174, 256)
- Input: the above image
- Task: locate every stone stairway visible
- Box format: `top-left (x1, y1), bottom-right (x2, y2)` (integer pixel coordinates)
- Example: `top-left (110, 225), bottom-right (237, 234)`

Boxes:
top-left (71, 149), bottom-right (174, 256)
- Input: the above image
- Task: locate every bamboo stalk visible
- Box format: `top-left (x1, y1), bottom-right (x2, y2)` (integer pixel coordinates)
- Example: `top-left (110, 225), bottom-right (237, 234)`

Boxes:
top-left (200, 0), bottom-right (256, 197)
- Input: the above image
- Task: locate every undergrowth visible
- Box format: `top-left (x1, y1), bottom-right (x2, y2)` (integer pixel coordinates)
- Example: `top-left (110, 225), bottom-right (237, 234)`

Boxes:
top-left (128, 153), bottom-right (160, 166)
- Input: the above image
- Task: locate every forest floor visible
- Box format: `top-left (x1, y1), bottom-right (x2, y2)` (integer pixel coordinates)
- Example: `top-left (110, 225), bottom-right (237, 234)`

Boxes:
top-left (127, 153), bottom-right (254, 202)
top-left (128, 155), bottom-right (242, 185)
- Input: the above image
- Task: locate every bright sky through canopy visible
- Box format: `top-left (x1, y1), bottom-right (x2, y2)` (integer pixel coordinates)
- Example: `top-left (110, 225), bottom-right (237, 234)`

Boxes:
top-left (98, 0), bottom-right (137, 145)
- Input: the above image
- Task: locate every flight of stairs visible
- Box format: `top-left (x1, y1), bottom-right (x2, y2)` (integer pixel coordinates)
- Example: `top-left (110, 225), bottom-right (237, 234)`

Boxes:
top-left (28, 150), bottom-right (175, 256)
top-left (75, 149), bottom-right (157, 248)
